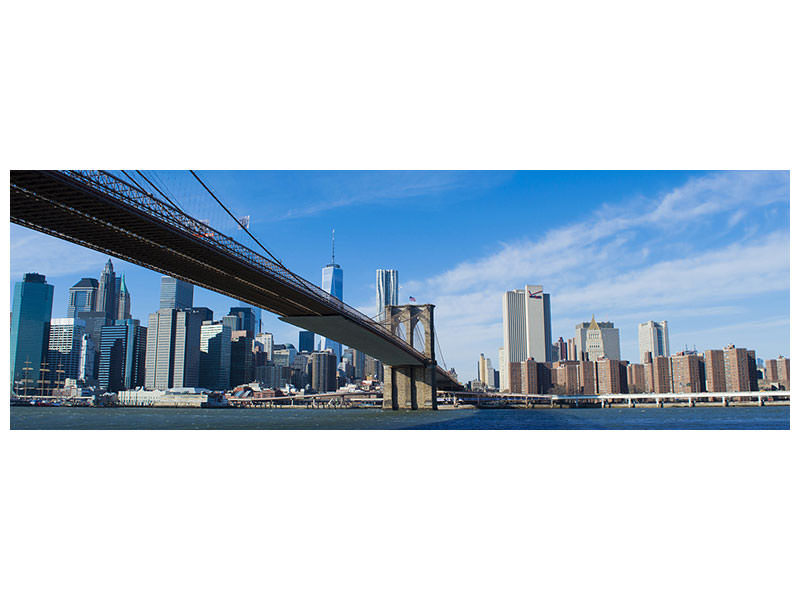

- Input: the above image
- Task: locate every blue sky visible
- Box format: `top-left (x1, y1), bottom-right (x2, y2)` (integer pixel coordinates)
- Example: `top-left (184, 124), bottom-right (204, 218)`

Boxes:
top-left (9, 170), bottom-right (790, 381)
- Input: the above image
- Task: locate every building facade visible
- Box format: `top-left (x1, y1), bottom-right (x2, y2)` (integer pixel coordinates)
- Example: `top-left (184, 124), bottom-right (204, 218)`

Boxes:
top-left (116, 274), bottom-right (131, 321)
top-left (230, 331), bottom-right (255, 388)
top-left (98, 319), bottom-right (147, 392)
top-left (10, 273), bottom-right (54, 393)
top-left (723, 345), bottom-right (752, 393)
top-left (704, 349), bottom-right (726, 393)
top-left (199, 321), bottom-right (232, 390)
top-left (47, 318), bottom-right (86, 384)
top-left (376, 269), bottom-right (399, 322)
top-left (776, 357), bottom-right (790, 389)
top-left (159, 276), bottom-right (193, 310)
top-left (671, 353), bottom-right (706, 394)
top-left (626, 363), bottom-right (646, 393)
top-left (320, 233), bottom-right (343, 363)
top-left (595, 358), bottom-right (622, 394)
top-left (145, 308), bottom-right (202, 390)
top-left (96, 259), bottom-right (118, 324)
top-left (576, 317), bottom-right (621, 361)
top-left (67, 278), bottom-right (98, 318)
top-left (501, 284), bottom-right (552, 389)
top-left (298, 330), bottom-right (315, 353)
top-left (311, 350), bottom-right (338, 393)
top-left (638, 320), bottom-right (670, 364)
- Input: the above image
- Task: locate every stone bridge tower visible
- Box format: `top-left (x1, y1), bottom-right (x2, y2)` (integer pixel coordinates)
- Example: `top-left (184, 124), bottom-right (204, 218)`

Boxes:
top-left (382, 304), bottom-right (437, 410)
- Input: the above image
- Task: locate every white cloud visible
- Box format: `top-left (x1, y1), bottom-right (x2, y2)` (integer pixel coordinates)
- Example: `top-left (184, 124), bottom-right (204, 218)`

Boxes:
top-left (409, 171), bottom-right (789, 378)
top-left (274, 171), bottom-right (509, 220)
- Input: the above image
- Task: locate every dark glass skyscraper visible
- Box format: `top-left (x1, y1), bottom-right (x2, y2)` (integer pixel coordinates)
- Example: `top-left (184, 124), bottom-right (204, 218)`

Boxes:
top-left (200, 321), bottom-right (231, 391)
top-left (298, 330), bottom-right (315, 353)
top-left (228, 306), bottom-right (256, 337)
top-left (98, 319), bottom-right (147, 392)
top-left (67, 278), bottom-right (98, 318)
top-left (10, 273), bottom-right (54, 393)
top-left (311, 350), bottom-right (338, 393)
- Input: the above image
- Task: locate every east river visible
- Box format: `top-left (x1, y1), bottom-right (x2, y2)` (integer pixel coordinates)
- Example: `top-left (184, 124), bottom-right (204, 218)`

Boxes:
top-left (9, 405), bottom-right (790, 429)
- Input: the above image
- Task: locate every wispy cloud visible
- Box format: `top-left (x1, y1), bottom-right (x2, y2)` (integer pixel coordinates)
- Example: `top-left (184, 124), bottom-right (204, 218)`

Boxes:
top-left (273, 171), bottom-right (509, 220)
top-left (10, 229), bottom-right (107, 280)
top-left (407, 171), bottom-right (789, 375)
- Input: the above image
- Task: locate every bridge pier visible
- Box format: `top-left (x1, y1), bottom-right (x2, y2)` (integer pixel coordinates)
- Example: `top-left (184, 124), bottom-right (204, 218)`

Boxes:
top-left (382, 304), bottom-right (437, 410)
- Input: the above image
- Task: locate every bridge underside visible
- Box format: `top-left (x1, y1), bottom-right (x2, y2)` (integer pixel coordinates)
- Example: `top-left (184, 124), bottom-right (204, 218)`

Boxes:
top-left (280, 315), bottom-right (423, 366)
top-left (10, 171), bottom-right (460, 391)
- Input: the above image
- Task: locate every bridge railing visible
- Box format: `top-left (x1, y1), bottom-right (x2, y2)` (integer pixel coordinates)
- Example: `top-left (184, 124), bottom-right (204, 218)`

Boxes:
top-left (58, 170), bottom-right (435, 365)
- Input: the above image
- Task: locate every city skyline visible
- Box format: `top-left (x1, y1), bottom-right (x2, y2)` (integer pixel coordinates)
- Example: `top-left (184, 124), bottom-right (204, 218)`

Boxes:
top-left (8, 170), bottom-right (790, 380)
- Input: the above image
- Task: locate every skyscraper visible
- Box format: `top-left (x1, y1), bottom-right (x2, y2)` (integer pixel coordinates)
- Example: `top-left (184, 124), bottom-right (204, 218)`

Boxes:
top-left (298, 330), bottom-right (315, 353)
top-left (501, 284), bottom-right (552, 389)
top-left (575, 317), bottom-right (621, 361)
top-left (98, 319), bottom-right (147, 392)
top-left (10, 273), bottom-right (54, 393)
top-left (235, 302), bottom-right (262, 334)
top-left (478, 353), bottom-right (494, 388)
top-left (47, 318), bottom-right (86, 383)
top-left (321, 230), bottom-right (343, 362)
top-left (200, 321), bottom-right (232, 390)
top-left (116, 274), bottom-right (131, 321)
top-left (228, 306), bottom-right (257, 337)
top-left (230, 331), bottom-right (255, 387)
top-left (159, 276), bottom-right (193, 310)
top-left (96, 259), bottom-right (118, 323)
top-left (723, 345), bottom-right (752, 393)
top-left (256, 332), bottom-right (274, 361)
top-left (376, 269), bottom-right (399, 322)
top-left (311, 350), bottom-right (338, 393)
top-left (67, 278), bottom-right (98, 318)
top-left (524, 285), bottom-right (552, 364)
top-left (144, 307), bottom-right (202, 390)
top-left (704, 349), bottom-right (726, 393)
top-left (671, 352), bottom-right (706, 394)
top-left (638, 320), bottom-right (670, 364)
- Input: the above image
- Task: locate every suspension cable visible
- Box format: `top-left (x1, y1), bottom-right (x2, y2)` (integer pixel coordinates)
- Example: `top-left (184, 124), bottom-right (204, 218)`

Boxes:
top-left (134, 170), bottom-right (183, 213)
top-left (120, 170), bottom-right (154, 198)
top-left (189, 170), bottom-right (291, 271)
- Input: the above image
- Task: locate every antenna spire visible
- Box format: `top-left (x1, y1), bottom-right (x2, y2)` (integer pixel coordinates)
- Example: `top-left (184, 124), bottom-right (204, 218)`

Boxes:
top-left (332, 228), bottom-right (335, 264)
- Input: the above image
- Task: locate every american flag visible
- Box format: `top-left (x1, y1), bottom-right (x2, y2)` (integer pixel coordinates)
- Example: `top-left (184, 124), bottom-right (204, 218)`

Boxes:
top-left (409, 296), bottom-right (416, 302)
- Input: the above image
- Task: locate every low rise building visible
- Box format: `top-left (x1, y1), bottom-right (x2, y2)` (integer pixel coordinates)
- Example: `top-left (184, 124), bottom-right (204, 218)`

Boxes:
top-left (118, 387), bottom-right (226, 407)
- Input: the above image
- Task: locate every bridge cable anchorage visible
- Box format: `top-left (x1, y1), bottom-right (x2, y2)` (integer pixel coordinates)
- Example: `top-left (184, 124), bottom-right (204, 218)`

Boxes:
top-left (188, 169), bottom-right (318, 296)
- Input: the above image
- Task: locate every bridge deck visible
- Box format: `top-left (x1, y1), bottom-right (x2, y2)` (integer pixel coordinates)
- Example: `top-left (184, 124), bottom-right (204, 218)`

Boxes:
top-left (10, 170), bottom-right (460, 389)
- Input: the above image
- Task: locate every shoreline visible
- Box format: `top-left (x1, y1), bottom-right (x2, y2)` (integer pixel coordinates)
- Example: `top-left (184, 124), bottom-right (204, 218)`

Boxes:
top-left (10, 401), bottom-right (790, 410)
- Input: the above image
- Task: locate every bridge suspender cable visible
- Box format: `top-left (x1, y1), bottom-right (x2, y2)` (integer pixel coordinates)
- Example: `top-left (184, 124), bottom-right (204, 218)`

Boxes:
top-left (120, 169), bottom-right (184, 214)
top-left (135, 170), bottom-right (183, 212)
top-left (188, 170), bottom-right (313, 294)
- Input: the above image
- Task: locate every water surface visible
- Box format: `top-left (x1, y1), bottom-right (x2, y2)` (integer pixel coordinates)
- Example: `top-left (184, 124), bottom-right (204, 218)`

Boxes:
top-left (10, 405), bottom-right (790, 430)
